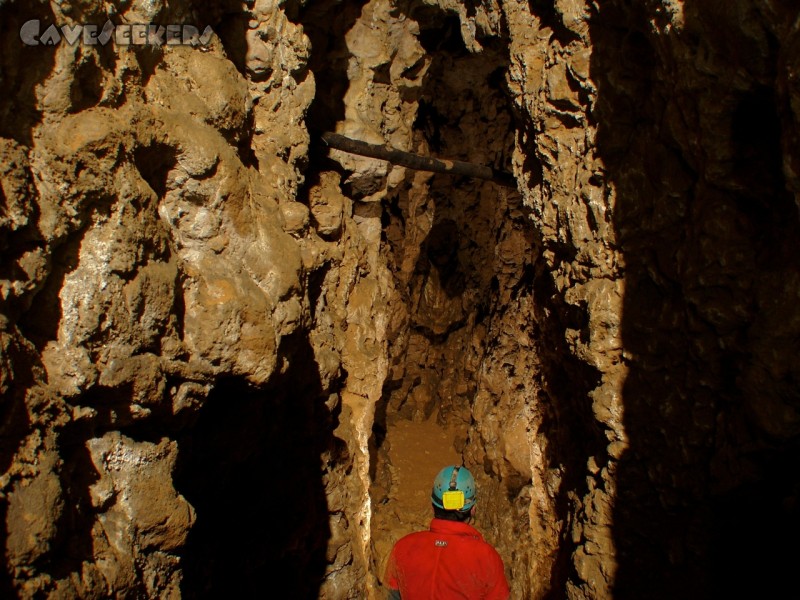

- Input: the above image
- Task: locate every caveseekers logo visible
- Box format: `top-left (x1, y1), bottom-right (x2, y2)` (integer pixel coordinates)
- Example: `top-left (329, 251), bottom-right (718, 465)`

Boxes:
top-left (20, 19), bottom-right (214, 47)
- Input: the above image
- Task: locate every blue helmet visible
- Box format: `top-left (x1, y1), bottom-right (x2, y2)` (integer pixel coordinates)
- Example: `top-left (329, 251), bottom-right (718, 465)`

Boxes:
top-left (431, 465), bottom-right (476, 512)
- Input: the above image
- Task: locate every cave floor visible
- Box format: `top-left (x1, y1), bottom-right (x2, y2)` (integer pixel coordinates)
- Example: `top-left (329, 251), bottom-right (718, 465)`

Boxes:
top-left (370, 412), bottom-right (462, 583)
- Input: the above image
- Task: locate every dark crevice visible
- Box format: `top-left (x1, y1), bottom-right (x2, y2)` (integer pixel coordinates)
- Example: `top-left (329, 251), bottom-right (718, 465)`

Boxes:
top-left (300, 0), bottom-right (370, 136)
top-left (308, 261), bottom-right (330, 323)
top-left (133, 143), bottom-right (179, 199)
top-left (0, 1), bottom-right (57, 145)
top-left (417, 14), bottom-right (466, 55)
top-left (175, 332), bottom-right (331, 599)
top-left (46, 420), bottom-right (104, 583)
top-left (214, 13), bottom-right (250, 76)
top-left (730, 85), bottom-right (787, 202)
top-left (193, 2), bottom-right (251, 78)
top-left (134, 46), bottom-right (164, 88)
top-left (414, 100), bottom-right (445, 153)
top-left (69, 53), bottom-right (105, 113)
top-left (17, 232), bottom-right (82, 350)
top-left (527, 0), bottom-right (582, 46)
top-left (235, 105), bottom-right (260, 170)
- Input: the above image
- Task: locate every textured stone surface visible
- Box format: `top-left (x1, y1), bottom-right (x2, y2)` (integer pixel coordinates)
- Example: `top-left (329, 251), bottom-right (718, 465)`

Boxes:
top-left (2, 0), bottom-right (799, 598)
top-left (0, 0), bottom-right (375, 596)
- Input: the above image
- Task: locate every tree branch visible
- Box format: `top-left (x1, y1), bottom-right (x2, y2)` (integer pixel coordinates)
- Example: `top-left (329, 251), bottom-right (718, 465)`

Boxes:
top-left (321, 132), bottom-right (517, 189)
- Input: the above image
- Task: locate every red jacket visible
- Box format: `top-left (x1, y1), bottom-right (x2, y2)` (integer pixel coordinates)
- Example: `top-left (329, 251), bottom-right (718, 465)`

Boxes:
top-left (384, 519), bottom-right (510, 599)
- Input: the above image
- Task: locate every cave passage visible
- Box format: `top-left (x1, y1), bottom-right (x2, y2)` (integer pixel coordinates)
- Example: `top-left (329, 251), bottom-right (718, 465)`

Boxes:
top-left (342, 7), bottom-right (527, 590)
top-left (174, 336), bottom-right (333, 599)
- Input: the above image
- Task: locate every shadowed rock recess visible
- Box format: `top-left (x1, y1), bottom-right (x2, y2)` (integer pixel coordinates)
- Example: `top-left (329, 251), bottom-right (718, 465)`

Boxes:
top-left (1, 0), bottom-right (798, 598)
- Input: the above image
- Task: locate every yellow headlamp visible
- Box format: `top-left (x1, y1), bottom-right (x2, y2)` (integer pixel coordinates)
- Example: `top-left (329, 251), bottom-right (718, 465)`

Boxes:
top-left (442, 490), bottom-right (466, 510)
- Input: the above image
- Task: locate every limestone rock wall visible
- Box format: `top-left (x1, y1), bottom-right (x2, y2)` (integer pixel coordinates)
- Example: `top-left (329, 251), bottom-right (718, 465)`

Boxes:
top-left (501, 0), bottom-right (800, 597)
top-left (2, 0), bottom-right (799, 598)
top-left (0, 0), bottom-right (388, 596)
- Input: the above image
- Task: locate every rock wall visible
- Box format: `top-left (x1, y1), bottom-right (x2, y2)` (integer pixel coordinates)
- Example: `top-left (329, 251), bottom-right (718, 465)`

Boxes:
top-left (1, 0), bottom-right (799, 598)
top-left (0, 0), bottom-right (386, 596)
top-left (503, 0), bottom-right (800, 597)
top-left (587, 2), bottom-right (800, 597)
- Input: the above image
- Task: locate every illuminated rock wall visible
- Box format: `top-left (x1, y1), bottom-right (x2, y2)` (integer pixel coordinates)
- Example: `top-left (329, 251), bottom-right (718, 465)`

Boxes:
top-left (1, 0), bottom-right (798, 598)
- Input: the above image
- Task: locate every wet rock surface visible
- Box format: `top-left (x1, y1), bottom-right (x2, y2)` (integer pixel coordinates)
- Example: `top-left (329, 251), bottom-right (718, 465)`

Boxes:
top-left (1, 0), bottom-right (799, 598)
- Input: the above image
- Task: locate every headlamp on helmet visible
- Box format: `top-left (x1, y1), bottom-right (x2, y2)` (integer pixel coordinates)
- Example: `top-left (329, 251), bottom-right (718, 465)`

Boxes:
top-left (431, 465), bottom-right (476, 512)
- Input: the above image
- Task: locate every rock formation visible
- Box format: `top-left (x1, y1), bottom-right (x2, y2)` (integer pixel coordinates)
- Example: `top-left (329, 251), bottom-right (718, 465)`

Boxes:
top-left (1, 0), bottom-right (798, 598)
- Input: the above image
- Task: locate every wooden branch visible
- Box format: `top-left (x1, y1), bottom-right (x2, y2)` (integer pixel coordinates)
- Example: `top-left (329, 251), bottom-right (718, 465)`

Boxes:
top-left (321, 131), bottom-right (516, 189)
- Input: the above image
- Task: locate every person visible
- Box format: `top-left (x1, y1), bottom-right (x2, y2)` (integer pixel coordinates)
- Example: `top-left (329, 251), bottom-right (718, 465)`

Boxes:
top-left (383, 465), bottom-right (510, 599)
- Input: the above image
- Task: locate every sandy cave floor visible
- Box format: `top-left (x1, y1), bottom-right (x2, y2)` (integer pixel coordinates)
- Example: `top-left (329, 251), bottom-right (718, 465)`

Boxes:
top-left (370, 412), bottom-right (462, 583)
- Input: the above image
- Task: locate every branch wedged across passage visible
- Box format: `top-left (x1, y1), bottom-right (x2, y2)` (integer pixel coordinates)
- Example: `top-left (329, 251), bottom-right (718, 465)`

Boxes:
top-left (321, 132), bottom-right (517, 189)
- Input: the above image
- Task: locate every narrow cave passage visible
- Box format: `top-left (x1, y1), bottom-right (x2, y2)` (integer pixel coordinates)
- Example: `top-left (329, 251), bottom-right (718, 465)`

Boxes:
top-left (348, 11), bottom-right (528, 590)
top-left (297, 1), bottom-right (588, 596)
top-left (174, 335), bottom-right (335, 599)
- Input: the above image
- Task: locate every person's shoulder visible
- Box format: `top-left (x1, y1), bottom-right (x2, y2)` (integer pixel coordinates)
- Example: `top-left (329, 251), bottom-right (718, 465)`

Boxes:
top-left (479, 540), bottom-right (506, 568)
top-left (467, 534), bottom-right (503, 559)
top-left (394, 528), bottom-right (435, 548)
